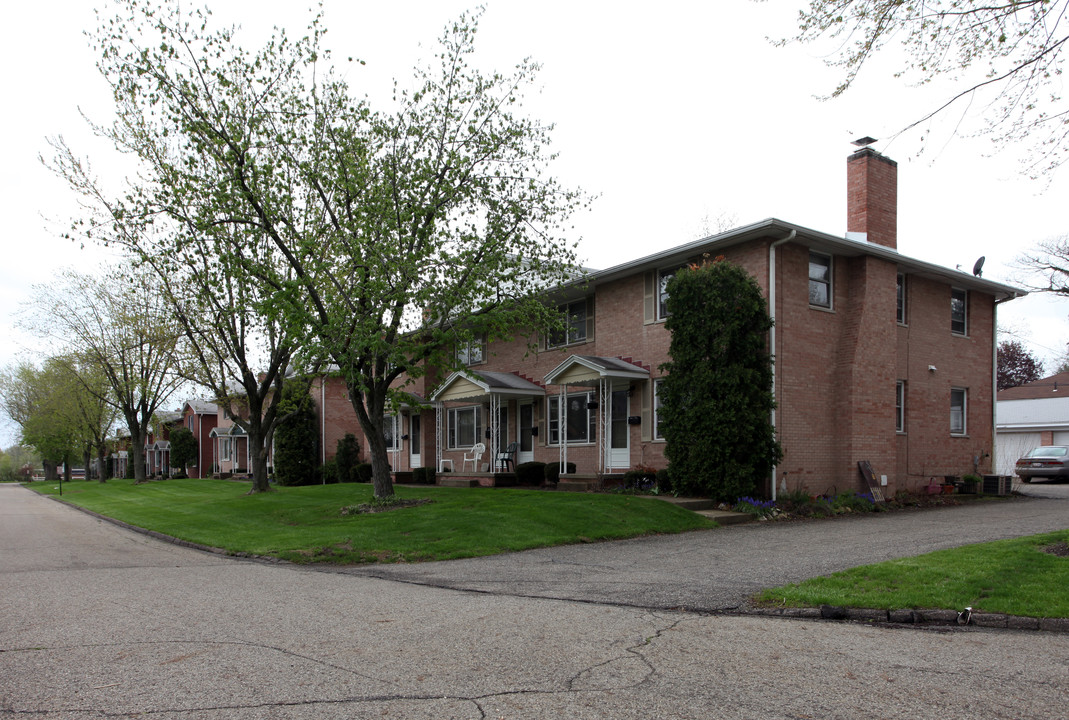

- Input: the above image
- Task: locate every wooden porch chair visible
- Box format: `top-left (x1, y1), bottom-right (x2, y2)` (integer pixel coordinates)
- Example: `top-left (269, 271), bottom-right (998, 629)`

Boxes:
top-left (462, 443), bottom-right (486, 472)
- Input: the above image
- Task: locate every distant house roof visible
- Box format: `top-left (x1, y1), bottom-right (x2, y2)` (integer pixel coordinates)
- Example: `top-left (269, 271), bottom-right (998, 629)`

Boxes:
top-left (184, 399), bottom-right (219, 415)
top-left (997, 372), bottom-right (1069, 401)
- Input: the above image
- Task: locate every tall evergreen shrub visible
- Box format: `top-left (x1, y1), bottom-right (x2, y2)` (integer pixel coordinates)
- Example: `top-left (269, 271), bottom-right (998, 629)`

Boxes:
top-left (273, 380), bottom-right (319, 486)
top-left (660, 257), bottom-right (782, 500)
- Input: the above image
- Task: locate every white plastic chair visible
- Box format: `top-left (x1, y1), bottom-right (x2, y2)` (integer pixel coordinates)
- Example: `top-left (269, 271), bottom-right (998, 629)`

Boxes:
top-left (462, 443), bottom-right (485, 472)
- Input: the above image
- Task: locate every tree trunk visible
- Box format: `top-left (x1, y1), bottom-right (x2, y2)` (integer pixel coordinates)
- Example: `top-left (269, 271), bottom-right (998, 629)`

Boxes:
top-left (129, 434), bottom-right (148, 482)
top-left (97, 444), bottom-right (109, 483)
top-left (43, 460), bottom-right (58, 481)
top-left (349, 386), bottom-right (396, 499)
top-left (83, 448), bottom-right (92, 481)
top-left (62, 456), bottom-right (72, 484)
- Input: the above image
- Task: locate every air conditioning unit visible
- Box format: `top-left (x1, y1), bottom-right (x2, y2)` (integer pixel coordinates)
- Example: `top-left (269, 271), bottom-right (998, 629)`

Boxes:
top-left (982, 475), bottom-right (1012, 496)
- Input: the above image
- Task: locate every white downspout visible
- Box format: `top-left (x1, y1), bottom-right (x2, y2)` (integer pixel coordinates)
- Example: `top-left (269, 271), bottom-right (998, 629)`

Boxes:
top-left (768, 230), bottom-right (796, 502)
top-left (321, 377), bottom-right (326, 466)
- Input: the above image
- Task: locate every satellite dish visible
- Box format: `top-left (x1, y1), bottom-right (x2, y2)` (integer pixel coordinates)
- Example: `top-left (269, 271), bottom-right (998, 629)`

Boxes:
top-left (972, 256), bottom-right (985, 277)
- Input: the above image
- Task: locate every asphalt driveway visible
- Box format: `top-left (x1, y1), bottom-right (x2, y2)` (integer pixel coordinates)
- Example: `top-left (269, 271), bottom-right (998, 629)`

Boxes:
top-left (342, 484), bottom-right (1069, 612)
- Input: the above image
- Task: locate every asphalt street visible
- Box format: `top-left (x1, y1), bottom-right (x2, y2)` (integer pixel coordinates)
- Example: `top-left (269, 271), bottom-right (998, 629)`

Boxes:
top-left (2, 481), bottom-right (1068, 719)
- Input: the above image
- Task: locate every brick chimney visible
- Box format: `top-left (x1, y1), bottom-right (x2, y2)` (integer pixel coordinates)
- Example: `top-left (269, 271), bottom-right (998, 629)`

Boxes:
top-left (846, 147), bottom-right (897, 250)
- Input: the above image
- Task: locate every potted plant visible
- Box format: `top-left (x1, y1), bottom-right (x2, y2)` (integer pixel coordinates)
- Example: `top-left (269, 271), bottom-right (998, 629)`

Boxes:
top-left (960, 473), bottom-right (981, 494)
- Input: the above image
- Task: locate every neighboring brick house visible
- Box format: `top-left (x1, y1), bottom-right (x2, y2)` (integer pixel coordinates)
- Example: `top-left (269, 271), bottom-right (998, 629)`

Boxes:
top-left (144, 411), bottom-right (183, 477)
top-left (310, 372), bottom-right (431, 473)
top-left (180, 400), bottom-right (219, 478)
top-left (314, 147), bottom-right (1023, 497)
top-left (995, 372), bottom-right (1069, 476)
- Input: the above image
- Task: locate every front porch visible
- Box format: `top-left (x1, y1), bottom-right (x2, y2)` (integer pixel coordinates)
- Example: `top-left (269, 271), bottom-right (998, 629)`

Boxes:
top-left (418, 470), bottom-right (627, 491)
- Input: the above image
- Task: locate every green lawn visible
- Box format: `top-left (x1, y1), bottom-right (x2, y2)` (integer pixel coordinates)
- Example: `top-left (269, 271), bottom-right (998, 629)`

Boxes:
top-left (758, 530), bottom-right (1069, 618)
top-left (27, 478), bottom-right (714, 563)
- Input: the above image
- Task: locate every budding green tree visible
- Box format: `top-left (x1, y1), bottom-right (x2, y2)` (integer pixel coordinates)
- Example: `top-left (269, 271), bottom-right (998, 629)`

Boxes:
top-left (57, 2), bottom-right (587, 498)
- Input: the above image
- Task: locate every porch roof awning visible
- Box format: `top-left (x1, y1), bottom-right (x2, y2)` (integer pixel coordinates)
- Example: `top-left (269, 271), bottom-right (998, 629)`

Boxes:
top-left (209, 425), bottom-right (247, 438)
top-left (431, 369), bottom-right (545, 403)
top-left (151, 440), bottom-right (170, 451)
top-left (544, 355), bottom-right (650, 387)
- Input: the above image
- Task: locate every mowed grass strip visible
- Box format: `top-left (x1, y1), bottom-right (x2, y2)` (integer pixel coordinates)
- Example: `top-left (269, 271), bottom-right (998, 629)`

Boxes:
top-left (28, 478), bottom-right (714, 563)
top-left (758, 530), bottom-right (1069, 618)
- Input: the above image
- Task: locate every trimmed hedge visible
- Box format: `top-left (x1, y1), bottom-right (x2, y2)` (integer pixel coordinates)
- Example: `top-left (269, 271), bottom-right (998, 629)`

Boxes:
top-left (412, 467), bottom-right (437, 485)
top-left (515, 461), bottom-right (546, 486)
top-left (354, 463), bottom-right (373, 483)
top-left (543, 461), bottom-right (577, 484)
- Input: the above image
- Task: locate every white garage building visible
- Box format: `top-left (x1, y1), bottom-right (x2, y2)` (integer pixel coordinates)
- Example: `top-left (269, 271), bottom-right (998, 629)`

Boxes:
top-left (996, 372), bottom-right (1069, 476)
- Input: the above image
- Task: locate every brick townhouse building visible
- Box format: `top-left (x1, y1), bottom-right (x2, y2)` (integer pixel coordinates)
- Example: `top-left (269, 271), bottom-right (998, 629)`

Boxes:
top-left (311, 147), bottom-right (1022, 498)
top-left (180, 400), bottom-right (219, 478)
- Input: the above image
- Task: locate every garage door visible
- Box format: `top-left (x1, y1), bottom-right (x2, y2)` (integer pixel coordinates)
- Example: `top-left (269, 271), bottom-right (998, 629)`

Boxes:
top-left (997, 432), bottom-right (1042, 476)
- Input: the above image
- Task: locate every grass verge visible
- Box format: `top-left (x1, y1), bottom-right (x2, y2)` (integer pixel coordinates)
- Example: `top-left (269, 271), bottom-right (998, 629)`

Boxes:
top-left (26, 478), bottom-right (714, 564)
top-left (757, 530), bottom-right (1069, 618)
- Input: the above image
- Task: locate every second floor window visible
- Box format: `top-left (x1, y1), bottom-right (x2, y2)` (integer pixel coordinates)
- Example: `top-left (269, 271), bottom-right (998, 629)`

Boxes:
top-left (456, 335), bottom-right (485, 365)
top-left (548, 299), bottom-right (590, 348)
top-left (809, 252), bottom-right (832, 308)
top-left (951, 288), bottom-right (968, 335)
top-left (896, 273), bottom-right (907, 324)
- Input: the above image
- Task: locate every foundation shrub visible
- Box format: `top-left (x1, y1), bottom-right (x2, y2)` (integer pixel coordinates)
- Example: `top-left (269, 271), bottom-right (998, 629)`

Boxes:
top-left (318, 460), bottom-right (340, 484)
top-left (354, 462), bottom-right (373, 483)
top-left (411, 467), bottom-right (437, 484)
top-left (334, 433), bottom-right (362, 483)
top-left (543, 461), bottom-right (576, 484)
top-left (515, 461), bottom-right (546, 485)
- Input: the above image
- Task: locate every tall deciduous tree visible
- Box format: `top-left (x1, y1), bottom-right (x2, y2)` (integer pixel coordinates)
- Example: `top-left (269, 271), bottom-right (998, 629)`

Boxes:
top-left (61, 2), bottom-right (586, 498)
top-left (997, 339), bottom-right (1044, 390)
top-left (780, 0), bottom-right (1069, 174)
top-left (659, 257), bottom-right (781, 501)
top-left (23, 270), bottom-right (184, 482)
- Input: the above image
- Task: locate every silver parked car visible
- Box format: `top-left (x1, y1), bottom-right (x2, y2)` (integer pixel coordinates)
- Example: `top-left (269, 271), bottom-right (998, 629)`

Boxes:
top-left (1015, 446), bottom-right (1069, 482)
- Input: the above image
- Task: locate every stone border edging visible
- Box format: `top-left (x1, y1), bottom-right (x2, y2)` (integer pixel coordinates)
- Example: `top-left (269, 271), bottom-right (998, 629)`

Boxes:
top-left (744, 604), bottom-right (1069, 632)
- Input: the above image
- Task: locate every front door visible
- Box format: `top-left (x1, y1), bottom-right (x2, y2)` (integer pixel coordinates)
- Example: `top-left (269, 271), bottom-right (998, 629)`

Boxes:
top-left (518, 402), bottom-right (535, 464)
top-left (409, 414), bottom-right (421, 469)
top-left (610, 387), bottom-right (630, 468)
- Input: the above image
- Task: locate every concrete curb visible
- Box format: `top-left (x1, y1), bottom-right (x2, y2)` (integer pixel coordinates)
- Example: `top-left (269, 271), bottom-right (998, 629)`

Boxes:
top-left (744, 604), bottom-right (1069, 633)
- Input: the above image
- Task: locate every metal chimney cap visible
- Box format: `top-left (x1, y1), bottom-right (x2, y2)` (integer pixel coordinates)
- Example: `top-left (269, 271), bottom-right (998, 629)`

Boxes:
top-left (852, 136), bottom-right (878, 147)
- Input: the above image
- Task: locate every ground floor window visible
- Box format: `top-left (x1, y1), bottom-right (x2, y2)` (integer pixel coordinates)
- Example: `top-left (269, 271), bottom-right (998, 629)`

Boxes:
top-left (654, 379), bottom-right (665, 440)
top-left (448, 406), bottom-right (482, 449)
top-left (950, 388), bottom-right (967, 435)
top-left (384, 414), bottom-right (399, 451)
top-left (548, 392), bottom-right (596, 445)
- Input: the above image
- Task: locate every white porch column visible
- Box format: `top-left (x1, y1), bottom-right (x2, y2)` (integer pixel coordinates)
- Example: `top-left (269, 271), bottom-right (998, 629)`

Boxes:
top-left (435, 402), bottom-right (444, 472)
top-left (559, 385), bottom-right (567, 475)
top-left (600, 378), bottom-right (610, 473)
top-left (489, 393), bottom-right (501, 472)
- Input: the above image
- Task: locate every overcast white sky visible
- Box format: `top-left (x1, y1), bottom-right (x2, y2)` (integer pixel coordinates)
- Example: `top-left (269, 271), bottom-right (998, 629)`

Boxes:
top-left (3, 0), bottom-right (1068, 447)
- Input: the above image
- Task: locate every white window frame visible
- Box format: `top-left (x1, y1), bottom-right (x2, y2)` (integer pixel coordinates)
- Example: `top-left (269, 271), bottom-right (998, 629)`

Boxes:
top-left (657, 267), bottom-right (681, 320)
top-left (548, 392), bottom-right (596, 445)
top-left (447, 406), bottom-right (482, 449)
top-left (220, 437), bottom-right (231, 462)
top-left (456, 335), bottom-right (486, 366)
top-left (950, 388), bottom-right (967, 436)
top-left (383, 414), bottom-right (399, 452)
top-left (895, 380), bottom-right (905, 434)
top-left (809, 251), bottom-right (832, 309)
top-left (896, 273), bottom-right (907, 325)
top-left (654, 379), bottom-right (666, 440)
top-left (547, 299), bottom-right (589, 349)
top-left (951, 287), bottom-right (968, 336)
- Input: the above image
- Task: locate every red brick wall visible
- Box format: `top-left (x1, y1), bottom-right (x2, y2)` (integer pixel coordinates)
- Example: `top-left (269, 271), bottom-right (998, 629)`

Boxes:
top-left (847, 149), bottom-right (898, 249)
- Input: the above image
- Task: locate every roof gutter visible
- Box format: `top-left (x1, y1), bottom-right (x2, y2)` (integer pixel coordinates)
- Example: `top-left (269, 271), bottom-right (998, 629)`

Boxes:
top-left (768, 230), bottom-right (796, 502)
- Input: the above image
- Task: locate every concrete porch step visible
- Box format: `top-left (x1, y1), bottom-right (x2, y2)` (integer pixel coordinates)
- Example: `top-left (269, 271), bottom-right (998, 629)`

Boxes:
top-left (437, 477), bottom-right (481, 488)
top-left (694, 508), bottom-right (753, 525)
